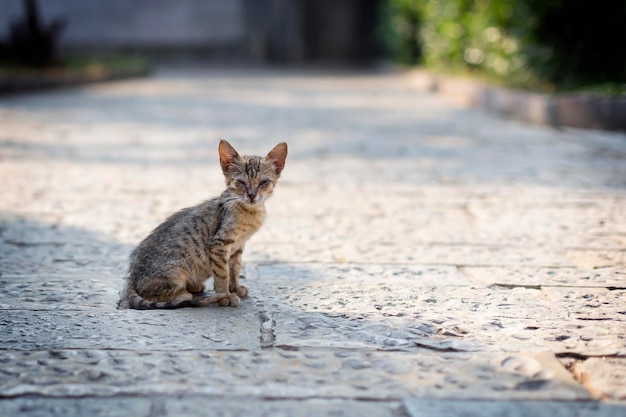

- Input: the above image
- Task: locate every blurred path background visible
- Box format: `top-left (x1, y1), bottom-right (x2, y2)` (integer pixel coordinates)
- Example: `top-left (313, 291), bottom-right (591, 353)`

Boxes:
top-left (1, 1), bottom-right (625, 416)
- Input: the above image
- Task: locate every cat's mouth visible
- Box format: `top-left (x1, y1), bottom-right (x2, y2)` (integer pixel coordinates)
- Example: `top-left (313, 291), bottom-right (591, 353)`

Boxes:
top-left (242, 195), bottom-right (262, 205)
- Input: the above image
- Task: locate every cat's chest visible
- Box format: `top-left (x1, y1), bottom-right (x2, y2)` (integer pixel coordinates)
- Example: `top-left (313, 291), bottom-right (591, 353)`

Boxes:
top-left (230, 210), bottom-right (264, 246)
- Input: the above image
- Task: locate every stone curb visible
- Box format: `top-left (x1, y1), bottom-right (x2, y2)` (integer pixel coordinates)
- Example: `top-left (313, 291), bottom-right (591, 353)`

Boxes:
top-left (0, 66), bottom-right (151, 95)
top-left (406, 69), bottom-right (626, 132)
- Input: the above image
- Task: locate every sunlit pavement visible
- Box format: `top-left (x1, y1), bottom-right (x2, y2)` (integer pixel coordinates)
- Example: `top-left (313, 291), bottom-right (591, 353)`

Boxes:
top-left (1, 66), bottom-right (625, 416)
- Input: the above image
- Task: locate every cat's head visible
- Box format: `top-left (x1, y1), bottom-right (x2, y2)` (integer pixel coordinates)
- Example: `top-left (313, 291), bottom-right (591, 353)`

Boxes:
top-left (218, 140), bottom-right (288, 206)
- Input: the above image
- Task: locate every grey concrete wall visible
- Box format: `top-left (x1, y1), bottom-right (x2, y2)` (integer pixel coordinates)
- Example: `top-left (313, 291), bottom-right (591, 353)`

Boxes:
top-left (0, 0), bottom-right (245, 50)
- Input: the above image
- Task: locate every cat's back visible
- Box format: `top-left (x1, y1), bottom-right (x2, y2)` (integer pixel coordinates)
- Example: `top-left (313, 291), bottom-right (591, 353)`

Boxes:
top-left (130, 199), bottom-right (220, 263)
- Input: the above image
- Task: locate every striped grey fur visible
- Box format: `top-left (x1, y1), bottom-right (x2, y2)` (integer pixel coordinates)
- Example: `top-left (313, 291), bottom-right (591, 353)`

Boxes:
top-left (118, 140), bottom-right (287, 310)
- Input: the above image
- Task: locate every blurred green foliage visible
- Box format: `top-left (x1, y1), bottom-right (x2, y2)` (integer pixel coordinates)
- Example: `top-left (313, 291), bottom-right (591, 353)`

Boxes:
top-left (380, 0), bottom-right (626, 92)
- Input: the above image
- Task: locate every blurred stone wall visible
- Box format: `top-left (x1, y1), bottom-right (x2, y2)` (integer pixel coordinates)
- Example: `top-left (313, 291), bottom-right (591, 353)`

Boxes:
top-left (0, 0), bottom-right (381, 62)
top-left (244, 0), bottom-right (381, 63)
top-left (0, 0), bottom-right (245, 54)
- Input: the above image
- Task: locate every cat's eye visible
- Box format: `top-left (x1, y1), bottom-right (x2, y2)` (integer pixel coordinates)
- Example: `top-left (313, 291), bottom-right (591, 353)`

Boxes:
top-left (260, 179), bottom-right (271, 187)
top-left (236, 179), bottom-right (246, 187)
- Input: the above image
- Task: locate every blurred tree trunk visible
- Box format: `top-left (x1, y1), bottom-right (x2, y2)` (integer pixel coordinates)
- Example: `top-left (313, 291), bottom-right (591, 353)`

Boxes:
top-left (8, 0), bottom-right (66, 67)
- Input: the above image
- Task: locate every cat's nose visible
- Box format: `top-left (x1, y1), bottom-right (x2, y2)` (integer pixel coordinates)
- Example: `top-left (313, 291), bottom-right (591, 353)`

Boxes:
top-left (247, 190), bottom-right (256, 201)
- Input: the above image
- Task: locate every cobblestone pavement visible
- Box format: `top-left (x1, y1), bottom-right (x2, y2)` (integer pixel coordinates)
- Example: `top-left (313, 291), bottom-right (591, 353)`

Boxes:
top-left (1, 67), bottom-right (625, 416)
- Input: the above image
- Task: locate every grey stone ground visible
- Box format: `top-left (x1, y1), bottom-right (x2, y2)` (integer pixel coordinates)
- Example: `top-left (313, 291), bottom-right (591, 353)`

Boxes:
top-left (1, 66), bottom-right (625, 416)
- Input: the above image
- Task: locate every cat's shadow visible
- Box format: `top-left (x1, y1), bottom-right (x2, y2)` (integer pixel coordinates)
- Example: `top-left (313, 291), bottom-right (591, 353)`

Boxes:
top-left (0, 212), bottom-right (131, 308)
top-left (1, 212), bottom-right (494, 356)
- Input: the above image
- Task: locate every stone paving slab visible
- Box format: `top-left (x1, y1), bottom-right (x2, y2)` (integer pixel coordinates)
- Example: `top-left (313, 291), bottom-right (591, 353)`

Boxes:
top-left (566, 249), bottom-right (626, 269)
top-left (248, 264), bottom-right (626, 355)
top-left (0, 214), bottom-right (129, 277)
top-left (332, 242), bottom-right (581, 267)
top-left (6, 397), bottom-right (624, 417)
top-left (542, 287), bottom-right (626, 321)
top-left (404, 399), bottom-right (626, 417)
top-left (0, 308), bottom-right (261, 351)
top-left (256, 263), bottom-right (470, 287)
top-left (246, 241), bottom-right (579, 267)
top-left (0, 274), bottom-right (120, 311)
top-left (572, 358), bottom-right (626, 401)
top-left (0, 397), bottom-right (407, 417)
top-left (7, 292), bottom-right (620, 355)
top-left (264, 310), bottom-right (626, 355)
top-left (254, 263), bottom-right (549, 317)
top-left (2, 269), bottom-right (623, 355)
top-left (257, 192), bottom-right (622, 248)
top-left (0, 349), bottom-right (588, 401)
top-left (462, 266), bottom-right (626, 288)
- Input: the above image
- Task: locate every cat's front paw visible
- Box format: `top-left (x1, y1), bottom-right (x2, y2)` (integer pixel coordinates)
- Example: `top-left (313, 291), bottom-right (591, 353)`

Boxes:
top-left (218, 293), bottom-right (241, 307)
top-left (235, 284), bottom-right (249, 298)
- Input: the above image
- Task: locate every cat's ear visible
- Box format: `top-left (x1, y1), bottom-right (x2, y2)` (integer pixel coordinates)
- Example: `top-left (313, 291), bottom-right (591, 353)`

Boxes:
top-left (218, 140), bottom-right (240, 173)
top-left (266, 142), bottom-right (288, 175)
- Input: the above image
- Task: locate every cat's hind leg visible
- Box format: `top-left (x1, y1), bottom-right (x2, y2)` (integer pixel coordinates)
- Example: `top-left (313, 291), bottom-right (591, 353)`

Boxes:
top-left (186, 281), bottom-right (206, 295)
top-left (135, 273), bottom-right (193, 302)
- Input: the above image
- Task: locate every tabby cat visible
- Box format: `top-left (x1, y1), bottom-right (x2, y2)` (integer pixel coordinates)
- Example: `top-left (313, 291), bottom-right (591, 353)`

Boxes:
top-left (118, 140), bottom-right (287, 309)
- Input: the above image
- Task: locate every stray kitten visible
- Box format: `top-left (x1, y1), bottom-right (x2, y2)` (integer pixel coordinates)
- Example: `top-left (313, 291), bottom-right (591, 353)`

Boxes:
top-left (118, 140), bottom-right (287, 309)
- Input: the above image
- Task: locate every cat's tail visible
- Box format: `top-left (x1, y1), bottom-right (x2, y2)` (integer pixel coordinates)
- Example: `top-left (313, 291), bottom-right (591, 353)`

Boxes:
top-left (118, 287), bottom-right (228, 310)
